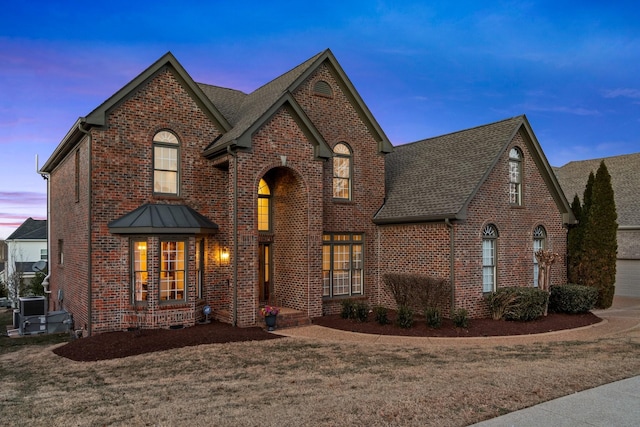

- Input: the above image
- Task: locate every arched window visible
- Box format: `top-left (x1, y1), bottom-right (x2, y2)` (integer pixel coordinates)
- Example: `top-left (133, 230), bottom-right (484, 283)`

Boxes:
top-left (333, 143), bottom-right (352, 200)
top-left (509, 147), bottom-right (522, 205)
top-left (258, 178), bottom-right (271, 232)
top-left (153, 130), bottom-right (180, 195)
top-left (533, 225), bottom-right (547, 287)
top-left (482, 224), bottom-right (498, 293)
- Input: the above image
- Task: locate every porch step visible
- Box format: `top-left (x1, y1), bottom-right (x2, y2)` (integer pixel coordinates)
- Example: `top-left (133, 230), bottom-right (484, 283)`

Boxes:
top-left (272, 308), bottom-right (311, 329)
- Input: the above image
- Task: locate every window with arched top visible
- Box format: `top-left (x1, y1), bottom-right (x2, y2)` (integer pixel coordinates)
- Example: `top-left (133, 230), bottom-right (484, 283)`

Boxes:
top-left (482, 224), bottom-right (498, 292)
top-left (153, 130), bottom-right (180, 195)
top-left (509, 147), bottom-right (523, 205)
top-left (533, 225), bottom-right (547, 287)
top-left (258, 178), bottom-right (271, 232)
top-left (333, 143), bottom-right (352, 200)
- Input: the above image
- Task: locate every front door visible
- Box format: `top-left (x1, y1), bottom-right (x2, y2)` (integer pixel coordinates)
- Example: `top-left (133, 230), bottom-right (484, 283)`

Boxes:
top-left (259, 243), bottom-right (271, 302)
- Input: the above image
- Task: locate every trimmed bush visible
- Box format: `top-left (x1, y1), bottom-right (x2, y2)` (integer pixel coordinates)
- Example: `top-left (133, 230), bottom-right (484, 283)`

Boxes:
top-left (396, 305), bottom-right (414, 329)
top-left (452, 308), bottom-right (469, 328)
top-left (340, 299), bottom-right (354, 319)
top-left (353, 302), bottom-right (369, 322)
top-left (503, 287), bottom-right (548, 321)
top-left (373, 306), bottom-right (390, 325)
top-left (549, 284), bottom-right (598, 314)
top-left (382, 273), bottom-right (450, 314)
top-left (425, 307), bottom-right (442, 329)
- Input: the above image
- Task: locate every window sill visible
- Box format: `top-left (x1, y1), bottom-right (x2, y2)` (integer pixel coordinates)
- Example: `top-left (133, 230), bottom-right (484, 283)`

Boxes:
top-left (323, 295), bottom-right (366, 302)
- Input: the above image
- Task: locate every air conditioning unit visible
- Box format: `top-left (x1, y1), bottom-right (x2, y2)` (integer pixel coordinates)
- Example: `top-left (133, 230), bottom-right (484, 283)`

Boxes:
top-left (19, 296), bottom-right (46, 316)
top-left (19, 315), bottom-right (47, 335)
top-left (46, 310), bottom-right (73, 334)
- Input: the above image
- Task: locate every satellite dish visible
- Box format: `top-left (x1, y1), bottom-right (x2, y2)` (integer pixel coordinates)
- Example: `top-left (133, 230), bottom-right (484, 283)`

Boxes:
top-left (32, 260), bottom-right (47, 272)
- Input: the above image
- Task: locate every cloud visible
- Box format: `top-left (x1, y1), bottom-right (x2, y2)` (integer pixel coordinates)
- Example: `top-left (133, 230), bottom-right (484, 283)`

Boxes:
top-left (602, 88), bottom-right (640, 99)
top-left (0, 191), bottom-right (47, 206)
top-left (524, 104), bottom-right (601, 116)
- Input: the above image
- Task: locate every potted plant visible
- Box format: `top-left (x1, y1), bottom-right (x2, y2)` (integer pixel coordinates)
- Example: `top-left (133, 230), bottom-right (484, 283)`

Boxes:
top-left (260, 305), bottom-right (280, 331)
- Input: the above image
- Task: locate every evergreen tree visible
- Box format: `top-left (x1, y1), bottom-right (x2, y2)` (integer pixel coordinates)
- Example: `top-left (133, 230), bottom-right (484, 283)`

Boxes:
top-left (581, 161), bottom-right (617, 308)
top-left (567, 194), bottom-right (583, 284)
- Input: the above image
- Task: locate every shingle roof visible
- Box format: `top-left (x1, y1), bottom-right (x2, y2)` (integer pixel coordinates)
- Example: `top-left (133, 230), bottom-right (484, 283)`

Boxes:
top-left (6, 218), bottom-right (47, 240)
top-left (108, 204), bottom-right (219, 234)
top-left (374, 116), bottom-right (526, 223)
top-left (554, 152), bottom-right (640, 227)
top-left (202, 51), bottom-right (325, 154)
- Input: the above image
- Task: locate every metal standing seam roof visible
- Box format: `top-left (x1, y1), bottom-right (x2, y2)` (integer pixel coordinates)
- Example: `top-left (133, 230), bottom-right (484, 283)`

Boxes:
top-left (554, 152), bottom-right (640, 227)
top-left (108, 204), bottom-right (219, 234)
top-left (374, 116), bottom-right (526, 223)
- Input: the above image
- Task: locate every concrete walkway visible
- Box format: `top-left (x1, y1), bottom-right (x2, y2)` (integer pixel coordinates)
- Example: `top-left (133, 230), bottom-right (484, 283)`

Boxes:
top-left (469, 375), bottom-right (640, 426)
top-left (275, 296), bottom-right (640, 426)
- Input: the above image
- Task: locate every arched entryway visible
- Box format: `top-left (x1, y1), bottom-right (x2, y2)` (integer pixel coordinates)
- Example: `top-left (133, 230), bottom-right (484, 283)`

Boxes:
top-left (257, 167), bottom-right (309, 312)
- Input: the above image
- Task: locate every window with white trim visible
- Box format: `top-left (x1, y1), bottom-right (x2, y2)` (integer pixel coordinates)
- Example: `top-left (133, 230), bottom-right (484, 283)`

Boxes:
top-left (322, 233), bottom-right (363, 297)
top-left (132, 239), bottom-right (148, 303)
top-left (482, 224), bottom-right (498, 293)
top-left (153, 131), bottom-right (180, 195)
top-left (509, 147), bottom-right (522, 205)
top-left (160, 240), bottom-right (186, 302)
top-left (533, 225), bottom-right (546, 288)
top-left (332, 143), bottom-right (352, 200)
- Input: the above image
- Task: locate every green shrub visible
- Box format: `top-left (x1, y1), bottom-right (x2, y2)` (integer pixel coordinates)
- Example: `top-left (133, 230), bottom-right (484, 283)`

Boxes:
top-left (549, 284), bottom-right (598, 314)
top-left (501, 287), bottom-right (548, 321)
top-left (373, 306), bottom-right (390, 325)
top-left (353, 302), bottom-right (369, 322)
top-left (485, 289), bottom-right (518, 320)
top-left (425, 307), bottom-right (442, 328)
top-left (396, 305), bottom-right (414, 329)
top-left (340, 299), bottom-right (355, 319)
top-left (452, 308), bottom-right (469, 328)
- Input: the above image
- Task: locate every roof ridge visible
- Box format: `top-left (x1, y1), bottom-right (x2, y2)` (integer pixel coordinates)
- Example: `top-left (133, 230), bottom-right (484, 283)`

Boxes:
top-left (559, 151), bottom-right (640, 168)
top-left (397, 115), bottom-right (524, 149)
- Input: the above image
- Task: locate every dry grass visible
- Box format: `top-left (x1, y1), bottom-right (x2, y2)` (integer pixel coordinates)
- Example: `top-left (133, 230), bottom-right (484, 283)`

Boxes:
top-left (1, 322), bottom-right (639, 427)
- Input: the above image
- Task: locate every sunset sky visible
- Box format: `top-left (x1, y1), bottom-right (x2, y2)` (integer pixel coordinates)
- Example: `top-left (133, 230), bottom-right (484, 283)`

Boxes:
top-left (1, 1), bottom-right (639, 238)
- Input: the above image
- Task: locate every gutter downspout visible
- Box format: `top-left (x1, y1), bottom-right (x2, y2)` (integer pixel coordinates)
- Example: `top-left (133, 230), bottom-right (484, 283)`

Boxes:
top-left (445, 218), bottom-right (455, 314)
top-left (227, 146), bottom-right (238, 327)
top-left (39, 171), bottom-right (52, 297)
top-left (78, 121), bottom-right (92, 335)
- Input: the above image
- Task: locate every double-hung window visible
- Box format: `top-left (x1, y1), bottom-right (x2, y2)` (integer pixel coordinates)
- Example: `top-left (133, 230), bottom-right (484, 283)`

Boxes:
top-left (509, 147), bottom-right (522, 205)
top-left (132, 240), bottom-right (148, 303)
top-left (322, 233), bottom-right (363, 297)
top-left (482, 224), bottom-right (498, 293)
top-left (153, 131), bottom-right (180, 195)
top-left (332, 143), bottom-right (352, 200)
top-left (533, 225), bottom-right (546, 287)
top-left (160, 240), bottom-right (186, 302)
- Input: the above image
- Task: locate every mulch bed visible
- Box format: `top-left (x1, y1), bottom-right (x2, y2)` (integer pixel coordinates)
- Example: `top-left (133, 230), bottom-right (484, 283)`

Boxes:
top-left (53, 321), bottom-right (281, 362)
top-left (313, 311), bottom-right (602, 338)
top-left (52, 312), bottom-right (602, 362)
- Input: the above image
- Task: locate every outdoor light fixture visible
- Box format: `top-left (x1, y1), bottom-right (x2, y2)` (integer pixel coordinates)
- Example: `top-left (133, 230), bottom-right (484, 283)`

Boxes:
top-left (220, 247), bottom-right (230, 264)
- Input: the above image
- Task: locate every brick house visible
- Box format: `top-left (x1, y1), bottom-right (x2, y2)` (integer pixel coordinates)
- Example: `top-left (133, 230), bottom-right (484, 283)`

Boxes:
top-left (41, 50), bottom-right (574, 334)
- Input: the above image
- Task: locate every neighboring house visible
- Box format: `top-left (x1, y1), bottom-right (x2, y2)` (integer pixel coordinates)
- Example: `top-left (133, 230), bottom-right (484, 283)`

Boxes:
top-left (41, 50), bottom-right (574, 335)
top-left (1, 218), bottom-right (48, 297)
top-left (554, 153), bottom-right (640, 297)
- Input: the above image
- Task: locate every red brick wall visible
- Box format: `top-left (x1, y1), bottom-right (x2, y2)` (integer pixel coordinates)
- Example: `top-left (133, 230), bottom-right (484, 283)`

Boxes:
top-left (453, 131), bottom-right (568, 318)
top-left (50, 66), bottom-right (233, 334)
top-left (377, 223), bottom-right (453, 314)
top-left (375, 131), bottom-right (568, 319)
top-left (293, 63), bottom-right (387, 315)
top-left (49, 137), bottom-right (90, 332)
